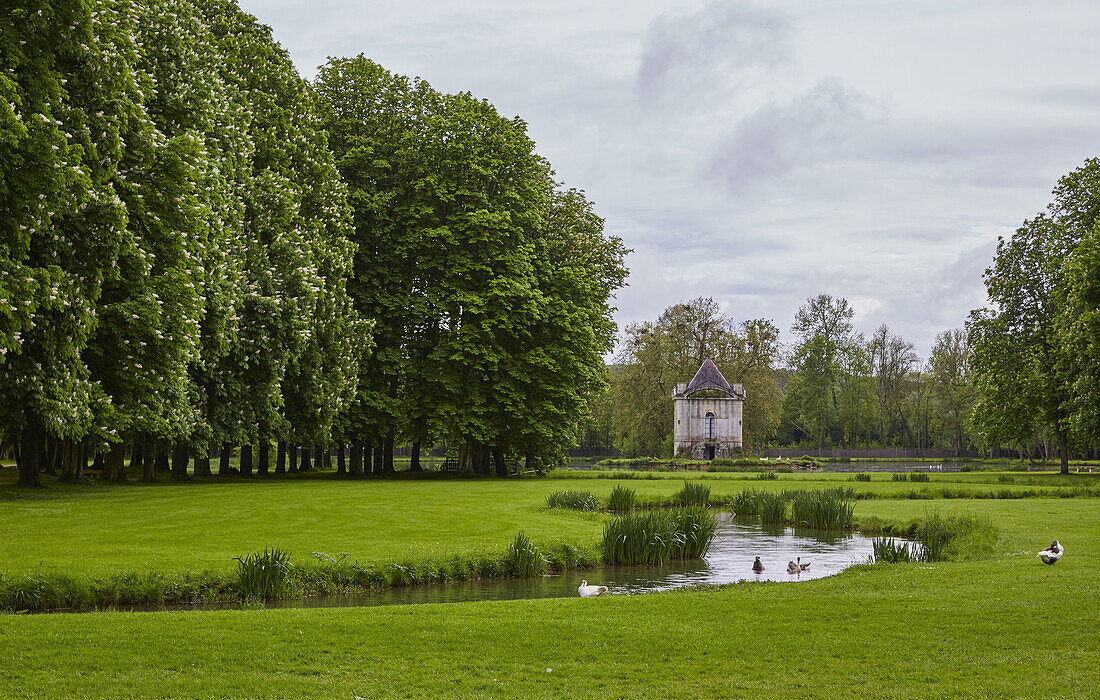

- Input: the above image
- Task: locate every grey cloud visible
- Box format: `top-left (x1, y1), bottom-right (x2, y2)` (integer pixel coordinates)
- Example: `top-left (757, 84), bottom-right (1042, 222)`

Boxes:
top-left (703, 79), bottom-right (876, 194)
top-left (635, 1), bottom-right (791, 106)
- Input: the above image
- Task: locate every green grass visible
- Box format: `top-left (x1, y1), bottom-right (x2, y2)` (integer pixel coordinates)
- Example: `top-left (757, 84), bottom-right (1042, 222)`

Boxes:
top-left (545, 489), bottom-right (601, 511)
top-left (2, 471), bottom-right (1100, 696)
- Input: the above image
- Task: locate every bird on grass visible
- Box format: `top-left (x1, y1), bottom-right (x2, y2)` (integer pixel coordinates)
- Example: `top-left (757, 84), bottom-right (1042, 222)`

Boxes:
top-left (578, 580), bottom-right (608, 597)
top-left (752, 556), bottom-right (765, 574)
top-left (797, 556), bottom-right (810, 571)
top-left (1037, 540), bottom-right (1063, 565)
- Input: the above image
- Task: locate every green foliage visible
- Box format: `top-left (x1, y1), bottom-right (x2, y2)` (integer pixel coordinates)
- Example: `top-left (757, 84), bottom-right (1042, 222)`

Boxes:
top-left (601, 507), bottom-right (717, 565)
top-left (504, 532), bottom-right (547, 577)
top-left (908, 471), bottom-right (931, 482)
top-left (675, 480), bottom-right (711, 507)
top-left (607, 485), bottom-right (636, 512)
top-left (871, 537), bottom-right (921, 564)
top-left (756, 471), bottom-right (778, 480)
top-left (854, 473), bottom-right (872, 482)
top-left (759, 491), bottom-right (790, 524)
top-left (732, 488), bottom-right (764, 516)
top-left (789, 488), bottom-right (855, 530)
top-left (545, 490), bottom-right (600, 511)
top-left (234, 548), bottom-right (291, 602)
top-left (912, 514), bottom-right (997, 562)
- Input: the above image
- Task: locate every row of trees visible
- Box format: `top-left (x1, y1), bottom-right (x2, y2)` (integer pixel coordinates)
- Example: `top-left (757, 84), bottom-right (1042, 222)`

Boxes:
top-left (2, 1), bottom-right (626, 486)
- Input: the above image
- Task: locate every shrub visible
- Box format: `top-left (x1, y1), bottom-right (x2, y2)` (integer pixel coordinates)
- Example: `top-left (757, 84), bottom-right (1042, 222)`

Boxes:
top-left (504, 531), bottom-right (547, 577)
top-left (602, 507), bottom-right (717, 565)
top-left (546, 490), bottom-right (600, 511)
top-left (607, 485), bottom-right (636, 512)
top-left (675, 481), bottom-right (711, 507)
top-left (235, 548), bottom-right (291, 602)
top-left (789, 488), bottom-right (854, 530)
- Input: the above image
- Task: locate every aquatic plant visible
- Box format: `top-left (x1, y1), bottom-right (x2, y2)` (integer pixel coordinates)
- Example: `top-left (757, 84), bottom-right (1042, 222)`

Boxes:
top-left (675, 481), bottom-right (711, 507)
top-left (545, 490), bottom-right (600, 511)
top-left (789, 488), bottom-right (854, 530)
top-left (732, 488), bottom-right (763, 516)
top-left (756, 471), bottom-right (778, 480)
top-left (504, 531), bottom-right (547, 577)
top-left (913, 513), bottom-right (996, 562)
top-left (908, 471), bottom-right (931, 482)
top-left (871, 537), bottom-right (921, 564)
top-left (607, 485), bottom-right (636, 512)
top-left (853, 473), bottom-right (872, 482)
top-left (602, 507), bottom-right (717, 565)
top-left (759, 491), bottom-right (789, 524)
top-left (234, 548), bottom-right (291, 601)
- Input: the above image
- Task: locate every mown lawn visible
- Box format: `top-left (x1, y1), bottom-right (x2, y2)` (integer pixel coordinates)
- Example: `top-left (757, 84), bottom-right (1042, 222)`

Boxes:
top-left (1, 498), bottom-right (1096, 697)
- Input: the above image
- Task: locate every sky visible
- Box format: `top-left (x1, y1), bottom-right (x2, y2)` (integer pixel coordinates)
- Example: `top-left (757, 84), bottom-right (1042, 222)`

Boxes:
top-left (240, 0), bottom-right (1100, 360)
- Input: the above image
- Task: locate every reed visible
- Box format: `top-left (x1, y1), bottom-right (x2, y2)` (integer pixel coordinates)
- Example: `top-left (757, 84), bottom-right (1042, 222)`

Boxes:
top-left (789, 488), bottom-right (854, 530)
top-left (732, 488), bottom-right (763, 516)
top-left (545, 489), bottom-right (600, 511)
top-left (601, 507), bottom-right (717, 565)
top-left (759, 490), bottom-right (789, 524)
top-left (675, 481), bottom-right (711, 507)
top-left (908, 471), bottom-right (931, 482)
top-left (504, 531), bottom-right (547, 577)
top-left (607, 484), bottom-right (636, 512)
top-left (756, 471), bottom-right (778, 480)
top-left (871, 537), bottom-right (921, 563)
top-left (853, 473), bottom-right (872, 482)
top-left (234, 548), bottom-right (291, 602)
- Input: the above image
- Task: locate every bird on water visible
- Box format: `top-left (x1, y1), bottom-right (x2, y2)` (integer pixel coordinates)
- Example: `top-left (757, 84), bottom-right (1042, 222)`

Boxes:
top-left (797, 556), bottom-right (810, 571)
top-left (752, 556), bottom-right (765, 574)
top-left (1037, 540), bottom-right (1063, 565)
top-left (578, 580), bottom-right (608, 597)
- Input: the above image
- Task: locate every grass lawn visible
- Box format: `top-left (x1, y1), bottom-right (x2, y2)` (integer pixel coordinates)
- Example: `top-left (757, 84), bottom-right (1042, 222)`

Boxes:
top-left (2, 469), bottom-right (1099, 697)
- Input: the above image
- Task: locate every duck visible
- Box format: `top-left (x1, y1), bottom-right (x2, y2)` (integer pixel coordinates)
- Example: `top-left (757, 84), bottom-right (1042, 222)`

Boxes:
top-left (752, 556), bottom-right (765, 574)
top-left (798, 556), bottom-right (810, 571)
top-left (578, 580), bottom-right (608, 597)
top-left (1037, 540), bottom-right (1063, 565)
top-left (786, 560), bottom-right (800, 574)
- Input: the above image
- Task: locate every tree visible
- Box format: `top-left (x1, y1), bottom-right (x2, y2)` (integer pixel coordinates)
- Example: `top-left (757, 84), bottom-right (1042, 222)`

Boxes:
top-left (929, 329), bottom-right (974, 455)
top-left (969, 161), bottom-right (1100, 472)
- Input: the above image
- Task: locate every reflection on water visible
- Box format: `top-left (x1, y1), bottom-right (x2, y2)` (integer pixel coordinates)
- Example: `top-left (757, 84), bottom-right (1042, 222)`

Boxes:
top-left (260, 514), bottom-right (875, 610)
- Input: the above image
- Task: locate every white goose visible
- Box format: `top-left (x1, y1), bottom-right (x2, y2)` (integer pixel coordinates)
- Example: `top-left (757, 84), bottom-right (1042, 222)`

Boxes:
top-left (578, 580), bottom-right (608, 597)
top-left (1037, 540), bottom-right (1063, 565)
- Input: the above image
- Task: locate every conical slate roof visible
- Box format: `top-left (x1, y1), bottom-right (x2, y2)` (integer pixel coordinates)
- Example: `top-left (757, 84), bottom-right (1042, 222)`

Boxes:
top-left (685, 358), bottom-right (733, 394)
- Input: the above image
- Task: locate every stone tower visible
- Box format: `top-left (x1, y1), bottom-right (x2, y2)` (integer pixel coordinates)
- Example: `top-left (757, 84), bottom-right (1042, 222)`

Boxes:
top-left (672, 358), bottom-right (745, 459)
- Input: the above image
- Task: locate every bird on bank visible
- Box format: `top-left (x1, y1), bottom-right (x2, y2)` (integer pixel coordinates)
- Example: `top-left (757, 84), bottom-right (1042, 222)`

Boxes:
top-left (798, 556), bottom-right (810, 571)
top-left (752, 556), bottom-right (765, 574)
top-left (1037, 540), bottom-right (1063, 565)
top-left (578, 580), bottom-right (608, 597)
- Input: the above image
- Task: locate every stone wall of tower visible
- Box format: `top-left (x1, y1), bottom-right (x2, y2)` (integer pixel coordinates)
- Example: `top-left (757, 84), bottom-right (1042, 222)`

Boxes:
top-left (672, 394), bottom-right (743, 459)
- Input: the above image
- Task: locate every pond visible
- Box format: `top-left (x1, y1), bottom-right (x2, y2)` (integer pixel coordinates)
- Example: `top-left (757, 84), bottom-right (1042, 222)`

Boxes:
top-left (249, 514), bottom-right (876, 610)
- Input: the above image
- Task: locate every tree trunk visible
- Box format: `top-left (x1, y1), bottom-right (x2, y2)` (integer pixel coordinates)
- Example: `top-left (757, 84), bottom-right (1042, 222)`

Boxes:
top-left (321, 445), bottom-right (332, 471)
top-left (142, 438), bottom-right (157, 481)
top-left (240, 444), bottom-right (253, 477)
top-left (275, 441), bottom-right (286, 476)
top-left (130, 435), bottom-right (144, 475)
top-left (106, 443), bottom-right (126, 481)
top-left (492, 445), bottom-right (508, 478)
top-left (45, 437), bottom-right (59, 476)
top-left (383, 431), bottom-right (395, 473)
top-left (299, 445), bottom-right (311, 472)
top-left (1057, 430), bottom-right (1070, 475)
top-left (171, 444), bottom-right (189, 479)
top-left (336, 444), bottom-right (346, 475)
top-left (219, 442), bottom-right (233, 476)
top-left (154, 445), bottom-right (169, 474)
top-left (349, 440), bottom-right (363, 477)
top-left (409, 440), bottom-right (422, 472)
top-left (372, 439), bottom-right (383, 475)
top-left (288, 444), bottom-right (298, 473)
top-left (257, 442), bottom-right (270, 476)
top-left (193, 446), bottom-right (212, 477)
top-left (16, 423), bottom-right (42, 487)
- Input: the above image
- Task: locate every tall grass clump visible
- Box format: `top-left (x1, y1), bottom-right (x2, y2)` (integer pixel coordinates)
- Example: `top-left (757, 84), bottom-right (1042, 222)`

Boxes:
top-left (790, 488), bottom-right (854, 530)
top-left (504, 531), bottom-right (547, 577)
top-left (756, 471), bottom-right (778, 480)
top-left (914, 513), bottom-right (996, 562)
top-left (871, 537), bottom-right (921, 563)
top-left (602, 507), bottom-right (717, 565)
top-left (545, 490), bottom-right (600, 511)
top-left (853, 473), bottom-right (872, 482)
top-left (759, 490), bottom-right (789, 523)
top-left (732, 488), bottom-right (763, 516)
top-left (675, 481), bottom-right (711, 507)
top-left (891, 473), bottom-right (907, 482)
top-left (908, 471), bottom-right (931, 482)
top-left (607, 485), bottom-right (636, 512)
top-left (235, 548), bottom-right (291, 602)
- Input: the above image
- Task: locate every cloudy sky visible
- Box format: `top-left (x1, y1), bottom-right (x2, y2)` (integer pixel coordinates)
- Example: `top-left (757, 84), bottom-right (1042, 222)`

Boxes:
top-left (240, 0), bottom-right (1100, 359)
